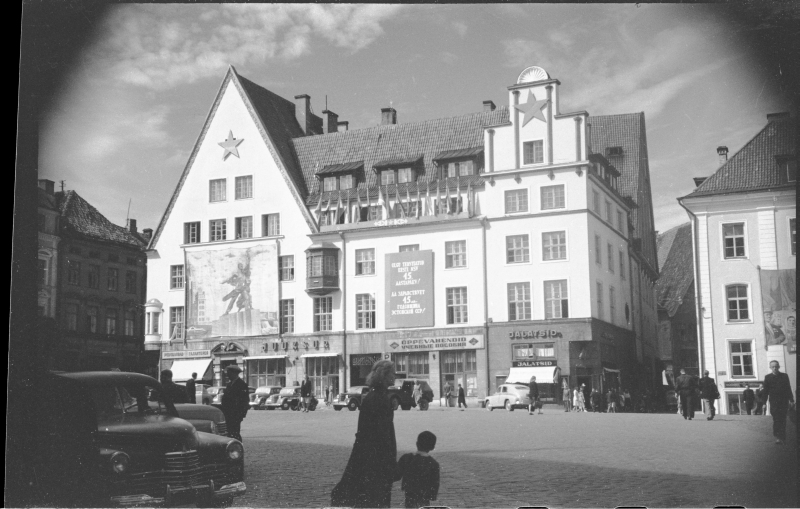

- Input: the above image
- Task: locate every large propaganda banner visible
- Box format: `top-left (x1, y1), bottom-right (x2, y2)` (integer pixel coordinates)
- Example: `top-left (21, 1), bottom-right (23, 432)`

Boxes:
top-left (185, 244), bottom-right (279, 338)
top-left (385, 250), bottom-right (434, 329)
top-left (759, 268), bottom-right (796, 353)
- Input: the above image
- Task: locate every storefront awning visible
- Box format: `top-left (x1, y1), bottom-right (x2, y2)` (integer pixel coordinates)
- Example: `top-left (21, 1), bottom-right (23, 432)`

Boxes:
top-left (506, 366), bottom-right (560, 384)
top-left (300, 352), bottom-right (340, 358)
top-left (169, 358), bottom-right (212, 382)
top-left (243, 355), bottom-right (288, 360)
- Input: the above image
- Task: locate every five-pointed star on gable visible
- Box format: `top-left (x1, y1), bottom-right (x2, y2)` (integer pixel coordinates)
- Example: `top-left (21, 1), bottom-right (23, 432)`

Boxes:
top-left (218, 130), bottom-right (244, 160)
top-left (514, 91), bottom-right (549, 127)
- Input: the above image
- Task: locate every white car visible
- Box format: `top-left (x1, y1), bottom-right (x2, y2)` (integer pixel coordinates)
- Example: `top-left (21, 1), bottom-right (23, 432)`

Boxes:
top-left (484, 383), bottom-right (532, 411)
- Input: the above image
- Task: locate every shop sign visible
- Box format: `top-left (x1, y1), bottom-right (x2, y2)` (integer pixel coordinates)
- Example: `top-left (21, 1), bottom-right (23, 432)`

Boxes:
top-left (385, 335), bottom-right (484, 352)
top-left (261, 340), bottom-right (330, 353)
top-left (724, 381), bottom-right (763, 388)
top-left (508, 330), bottom-right (562, 339)
top-left (385, 250), bottom-right (434, 329)
top-left (351, 355), bottom-right (381, 366)
top-left (512, 360), bottom-right (556, 367)
top-left (162, 349), bottom-right (210, 359)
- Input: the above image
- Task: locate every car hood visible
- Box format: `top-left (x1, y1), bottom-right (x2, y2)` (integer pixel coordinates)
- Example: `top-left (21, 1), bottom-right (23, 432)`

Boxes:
top-left (96, 414), bottom-right (199, 450)
top-left (174, 404), bottom-right (224, 422)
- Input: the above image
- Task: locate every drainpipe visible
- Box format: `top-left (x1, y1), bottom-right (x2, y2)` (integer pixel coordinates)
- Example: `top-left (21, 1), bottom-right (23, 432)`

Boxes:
top-left (513, 91), bottom-right (520, 169)
top-left (482, 217), bottom-right (490, 400)
top-left (546, 85), bottom-right (554, 164)
top-left (339, 231), bottom-right (347, 391)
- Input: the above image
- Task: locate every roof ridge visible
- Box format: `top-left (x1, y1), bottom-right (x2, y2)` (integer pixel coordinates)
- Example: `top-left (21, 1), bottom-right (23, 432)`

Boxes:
top-left (695, 121), bottom-right (774, 194)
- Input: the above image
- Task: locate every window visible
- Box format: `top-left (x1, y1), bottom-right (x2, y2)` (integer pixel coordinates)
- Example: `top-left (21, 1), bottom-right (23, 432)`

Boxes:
top-left (445, 240), bottom-right (467, 268)
top-left (107, 268), bottom-right (118, 291)
top-left (608, 244), bottom-right (615, 273)
top-left (380, 170), bottom-right (395, 186)
top-left (398, 167), bottom-right (415, 183)
top-left (783, 159), bottom-right (797, 182)
top-left (596, 282), bottom-right (604, 320)
top-left (523, 140), bottom-right (544, 165)
top-left (280, 299), bottom-right (294, 333)
top-left (545, 280), bottom-right (569, 319)
top-left (209, 179), bottom-right (226, 202)
top-left (125, 271), bottom-right (137, 294)
top-left (617, 211), bottom-right (624, 232)
top-left (235, 216), bottom-right (253, 239)
top-left (607, 146), bottom-right (623, 157)
top-left (592, 190), bottom-right (601, 214)
top-left (170, 265), bottom-right (184, 289)
top-left (619, 250), bottom-right (625, 279)
top-left (307, 252), bottom-right (338, 278)
top-left (339, 174), bottom-right (354, 190)
top-left (513, 343), bottom-right (555, 360)
top-left (726, 284), bottom-right (750, 321)
top-left (88, 265), bottom-right (100, 289)
top-left (235, 176), bottom-right (253, 199)
top-left (263, 213), bottom-right (280, 237)
top-left (323, 176), bottom-right (338, 192)
top-left (184, 222), bottom-right (201, 244)
top-left (595, 235), bottom-right (602, 265)
top-left (66, 303), bottom-right (78, 331)
top-left (399, 244), bottom-right (419, 252)
top-left (541, 185), bottom-right (565, 210)
top-left (355, 249), bottom-right (375, 276)
top-left (108, 253), bottom-right (119, 263)
top-left (356, 294), bottom-right (376, 329)
top-left (106, 308), bottom-right (118, 335)
top-left (391, 352), bottom-right (429, 376)
top-left (505, 189), bottom-right (529, 214)
top-left (790, 218), bottom-right (796, 255)
top-left (723, 223), bottom-right (746, 258)
top-left (446, 161), bottom-right (474, 177)
top-left (279, 256), bottom-right (294, 281)
top-left (446, 287), bottom-right (468, 324)
top-left (38, 213), bottom-right (46, 232)
top-left (367, 205), bottom-right (381, 221)
top-left (605, 201), bottom-right (612, 222)
top-left (609, 286), bottom-right (616, 324)
top-left (86, 306), bottom-right (98, 333)
top-left (542, 231), bottom-right (566, 261)
top-left (248, 358), bottom-right (287, 389)
top-left (124, 310), bottom-right (134, 336)
top-left (169, 307), bottom-right (184, 340)
top-left (314, 297), bottom-right (333, 332)
top-left (730, 342), bottom-right (754, 377)
top-left (210, 219), bottom-right (226, 242)
top-left (68, 261), bottom-right (81, 286)
top-left (504, 235), bottom-right (530, 264)
top-left (507, 282), bottom-right (531, 321)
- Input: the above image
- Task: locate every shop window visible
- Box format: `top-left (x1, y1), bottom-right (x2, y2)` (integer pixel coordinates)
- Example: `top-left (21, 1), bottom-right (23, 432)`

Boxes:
top-left (445, 241), bottom-right (467, 268)
top-left (446, 287), bottom-right (468, 324)
top-left (170, 265), bottom-right (184, 289)
top-left (235, 175), bottom-right (253, 199)
top-left (726, 285), bottom-right (750, 322)
top-left (280, 299), bottom-right (294, 333)
top-left (441, 351), bottom-right (477, 397)
top-left (505, 189), bottom-right (529, 213)
top-left (306, 355), bottom-right (340, 399)
top-left (506, 235), bottom-right (530, 263)
top-left (355, 249), bottom-right (375, 276)
top-left (722, 223), bottom-right (746, 259)
top-left (356, 294), bottom-right (376, 329)
top-left (392, 352), bottom-right (429, 377)
top-left (544, 280), bottom-right (569, 319)
top-left (513, 343), bottom-right (555, 360)
top-left (184, 222), bottom-right (201, 244)
top-left (247, 358), bottom-right (287, 389)
top-left (279, 256), bottom-right (294, 281)
top-left (727, 393), bottom-right (745, 415)
top-left (314, 297), bottom-right (333, 332)
top-left (542, 231), bottom-right (566, 261)
top-left (507, 282), bottom-right (531, 321)
top-left (729, 341), bottom-right (754, 377)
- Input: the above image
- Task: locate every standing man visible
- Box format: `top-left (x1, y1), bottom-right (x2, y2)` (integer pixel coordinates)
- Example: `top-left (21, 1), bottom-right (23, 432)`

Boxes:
top-left (160, 369), bottom-right (189, 404)
top-left (743, 384), bottom-right (755, 415)
top-left (527, 376), bottom-right (539, 415)
top-left (699, 370), bottom-right (719, 420)
top-left (457, 384), bottom-right (467, 410)
top-left (221, 365), bottom-right (249, 442)
top-left (300, 376), bottom-right (312, 413)
top-left (186, 372), bottom-right (197, 404)
top-left (675, 368), bottom-right (697, 420)
top-left (761, 361), bottom-right (795, 444)
top-left (562, 382), bottom-right (572, 412)
top-left (606, 388), bottom-right (617, 413)
top-left (444, 384), bottom-right (452, 408)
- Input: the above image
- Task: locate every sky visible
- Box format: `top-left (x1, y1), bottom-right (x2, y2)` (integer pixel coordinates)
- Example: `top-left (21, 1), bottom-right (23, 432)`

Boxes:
top-left (38, 3), bottom-right (793, 237)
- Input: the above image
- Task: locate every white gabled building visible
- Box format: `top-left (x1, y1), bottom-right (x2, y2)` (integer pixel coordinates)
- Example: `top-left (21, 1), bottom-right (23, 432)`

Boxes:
top-left (145, 65), bottom-right (660, 406)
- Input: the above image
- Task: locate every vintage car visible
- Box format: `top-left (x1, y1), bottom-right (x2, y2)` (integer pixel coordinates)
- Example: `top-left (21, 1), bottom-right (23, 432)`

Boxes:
top-left (249, 386), bottom-right (283, 410)
top-left (207, 386), bottom-right (225, 405)
top-left (36, 371), bottom-right (246, 507)
top-left (388, 379), bottom-right (423, 411)
top-left (334, 383), bottom-right (421, 411)
top-left (484, 383), bottom-right (532, 411)
top-left (394, 379), bottom-right (435, 410)
top-left (333, 385), bottom-right (370, 411)
top-left (173, 403), bottom-right (228, 436)
top-left (264, 386), bottom-right (318, 411)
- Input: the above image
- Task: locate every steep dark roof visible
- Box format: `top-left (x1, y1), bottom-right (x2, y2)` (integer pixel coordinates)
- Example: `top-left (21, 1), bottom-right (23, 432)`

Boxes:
top-left (38, 188), bottom-right (58, 211)
top-left (684, 116), bottom-right (796, 198)
top-left (56, 190), bottom-right (145, 249)
top-left (655, 223), bottom-right (694, 317)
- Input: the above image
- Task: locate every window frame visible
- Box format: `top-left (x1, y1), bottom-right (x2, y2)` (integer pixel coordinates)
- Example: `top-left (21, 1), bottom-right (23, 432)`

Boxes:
top-left (445, 160), bottom-right (475, 178)
top-left (619, 249), bottom-right (626, 279)
top-left (507, 282), bottom-right (532, 321)
top-left (607, 243), bottom-right (615, 273)
top-left (544, 279), bottom-right (569, 319)
top-left (506, 234), bottom-right (531, 264)
top-left (68, 260), bottom-right (81, 286)
top-left (789, 217), bottom-right (796, 256)
top-left (541, 231), bottom-right (567, 262)
top-left (609, 285), bottom-right (616, 325)
top-left (355, 248), bottom-right (376, 276)
top-left (728, 339), bottom-right (756, 379)
top-left (209, 178), bottom-right (227, 203)
top-left (184, 222), bottom-right (201, 244)
top-left (445, 240), bottom-right (468, 269)
top-left (313, 297), bottom-right (333, 332)
top-left (279, 255), bottom-right (295, 282)
top-left (107, 268), bottom-right (118, 292)
top-left (169, 306), bottom-right (185, 340)
top-left (170, 265), bottom-right (185, 290)
top-left (209, 219), bottom-right (227, 242)
top-left (720, 221), bottom-right (748, 260)
top-left (106, 308), bottom-right (118, 335)
top-left (504, 188), bottom-right (530, 214)
top-left (397, 167), bottom-right (416, 183)
top-left (596, 281), bottom-right (604, 320)
top-left (446, 286), bottom-right (469, 324)
top-left (399, 244), bottom-right (419, 252)
top-left (235, 216), bottom-right (253, 239)
top-left (594, 235), bottom-right (602, 266)
top-left (592, 189), bottom-right (601, 215)
top-left (88, 264), bottom-right (100, 289)
top-left (540, 184), bottom-right (566, 211)
top-left (125, 270), bottom-right (137, 294)
top-left (380, 169), bottom-right (396, 186)
top-left (263, 213), bottom-right (281, 237)
top-left (522, 139), bottom-right (544, 165)
top-left (234, 175), bottom-right (253, 200)
top-left (725, 283), bottom-right (752, 323)
top-left (356, 293), bottom-right (376, 330)
top-left (279, 299), bottom-right (294, 333)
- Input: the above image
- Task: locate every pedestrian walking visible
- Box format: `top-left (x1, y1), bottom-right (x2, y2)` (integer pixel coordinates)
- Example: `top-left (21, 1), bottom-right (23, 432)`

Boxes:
top-left (325, 385), bottom-right (330, 406)
top-left (590, 388), bottom-right (602, 412)
top-left (300, 376), bottom-right (312, 412)
top-left (331, 360), bottom-right (397, 508)
top-left (527, 376), bottom-right (540, 415)
top-left (675, 368), bottom-right (697, 420)
top-left (457, 384), bottom-right (467, 410)
top-left (743, 384), bottom-right (755, 415)
top-left (220, 365), bottom-right (249, 442)
top-left (160, 369), bottom-right (189, 404)
top-left (444, 384), bottom-right (453, 408)
top-left (698, 370), bottom-right (720, 420)
top-left (755, 387), bottom-right (766, 415)
top-left (623, 389), bottom-right (632, 412)
top-left (572, 387), bottom-right (580, 411)
top-left (562, 383), bottom-right (572, 412)
top-left (395, 431), bottom-right (440, 509)
top-left (412, 383), bottom-right (422, 410)
top-left (186, 372), bottom-right (197, 404)
top-left (761, 361), bottom-right (795, 444)
top-left (576, 384), bottom-right (586, 412)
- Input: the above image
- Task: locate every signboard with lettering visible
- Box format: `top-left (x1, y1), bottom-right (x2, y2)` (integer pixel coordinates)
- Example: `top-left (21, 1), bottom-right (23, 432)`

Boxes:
top-left (724, 381), bottom-right (763, 388)
top-left (385, 250), bottom-right (434, 329)
top-left (162, 349), bottom-right (211, 360)
top-left (512, 360), bottom-right (557, 367)
top-left (508, 330), bottom-right (562, 339)
top-left (385, 335), bottom-right (484, 352)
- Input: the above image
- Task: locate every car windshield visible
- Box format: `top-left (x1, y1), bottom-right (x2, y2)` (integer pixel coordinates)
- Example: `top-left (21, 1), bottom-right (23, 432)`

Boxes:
top-left (90, 384), bottom-right (164, 418)
top-left (123, 384), bottom-right (165, 414)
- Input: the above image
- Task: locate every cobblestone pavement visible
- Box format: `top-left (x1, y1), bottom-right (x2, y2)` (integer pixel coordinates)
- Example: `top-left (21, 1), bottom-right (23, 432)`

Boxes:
top-left (235, 404), bottom-right (796, 508)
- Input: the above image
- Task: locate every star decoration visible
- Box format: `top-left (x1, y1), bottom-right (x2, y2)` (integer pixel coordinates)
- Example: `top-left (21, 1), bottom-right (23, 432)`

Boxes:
top-left (218, 130), bottom-right (244, 160)
top-left (514, 91), bottom-right (549, 127)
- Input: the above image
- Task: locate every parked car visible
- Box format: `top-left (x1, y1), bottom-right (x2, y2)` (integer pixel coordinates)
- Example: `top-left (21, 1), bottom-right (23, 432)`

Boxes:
top-left (399, 379), bottom-right (434, 410)
top-left (388, 379), bottom-right (423, 411)
top-left (484, 383), bottom-right (532, 411)
top-left (249, 386), bottom-right (283, 410)
top-left (208, 386), bottom-right (225, 405)
top-left (173, 403), bottom-right (228, 436)
top-left (264, 387), bottom-right (318, 411)
top-left (334, 386), bottom-right (370, 411)
top-left (33, 371), bottom-right (246, 507)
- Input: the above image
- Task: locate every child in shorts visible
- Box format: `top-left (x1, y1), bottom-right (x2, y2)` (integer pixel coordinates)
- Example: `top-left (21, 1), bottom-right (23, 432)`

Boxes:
top-left (395, 431), bottom-right (440, 508)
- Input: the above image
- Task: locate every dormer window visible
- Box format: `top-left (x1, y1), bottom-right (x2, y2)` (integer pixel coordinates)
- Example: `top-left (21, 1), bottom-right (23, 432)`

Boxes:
top-left (317, 161), bottom-right (363, 192)
top-left (433, 147), bottom-right (483, 178)
top-left (606, 146), bottom-right (623, 157)
top-left (446, 161), bottom-right (474, 177)
top-left (323, 174), bottom-right (355, 191)
top-left (380, 170), bottom-right (396, 185)
top-left (397, 167), bottom-right (415, 183)
top-left (776, 156), bottom-right (797, 183)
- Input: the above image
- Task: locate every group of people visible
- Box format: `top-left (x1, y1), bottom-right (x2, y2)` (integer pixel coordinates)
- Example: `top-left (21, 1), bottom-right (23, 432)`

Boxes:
top-left (559, 383), bottom-right (632, 413)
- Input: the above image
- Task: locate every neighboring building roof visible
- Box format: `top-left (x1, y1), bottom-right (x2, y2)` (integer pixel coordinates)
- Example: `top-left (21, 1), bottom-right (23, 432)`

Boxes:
top-left (683, 116), bottom-right (796, 198)
top-left (38, 187), bottom-right (58, 211)
top-left (55, 190), bottom-right (145, 249)
top-left (655, 223), bottom-right (694, 317)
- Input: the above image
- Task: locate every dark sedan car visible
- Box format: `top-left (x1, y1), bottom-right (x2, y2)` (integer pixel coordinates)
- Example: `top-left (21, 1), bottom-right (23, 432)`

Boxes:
top-left (29, 371), bottom-right (246, 507)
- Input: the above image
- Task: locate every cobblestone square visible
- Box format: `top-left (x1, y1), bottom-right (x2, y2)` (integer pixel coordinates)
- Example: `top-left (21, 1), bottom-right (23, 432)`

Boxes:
top-left (236, 404), bottom-right (797, 508)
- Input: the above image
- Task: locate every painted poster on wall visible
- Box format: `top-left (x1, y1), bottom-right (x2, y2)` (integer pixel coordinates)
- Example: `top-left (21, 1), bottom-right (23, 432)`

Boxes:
top-left (759, 269), bottom-right (796, 353)
top-left (186, 244), bottom-right (278, 338)
top-left (385, 250), bottom-right (434, 329)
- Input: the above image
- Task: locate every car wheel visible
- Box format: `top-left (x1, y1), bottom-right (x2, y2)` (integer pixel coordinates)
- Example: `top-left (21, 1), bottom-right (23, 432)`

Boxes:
top-left (347, 400), bottom-right (358, 411)
top-left (485, 400), bottom-right (493, 411)
top-left (505, 400), bottom-right (514, 411)
top-left (419, 400), bottom-right (429, 411)
top-left (280, 401), bottom-right (290, 411)
top-left (390, 397), bottom-right (400, 411)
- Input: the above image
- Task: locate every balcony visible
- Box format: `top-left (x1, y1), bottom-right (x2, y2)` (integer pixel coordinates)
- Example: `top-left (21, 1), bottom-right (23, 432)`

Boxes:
top-left (305, 242), bottom-right (339, 296)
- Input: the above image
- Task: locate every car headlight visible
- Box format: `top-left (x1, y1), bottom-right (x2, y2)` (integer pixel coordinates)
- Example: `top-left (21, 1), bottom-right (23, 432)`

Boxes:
top-left (210, 421), bottom-right (217, 434)
top-left (110, 451), bottom-right (130, 474)
top-left (226, 440), bottom-right (244, 461)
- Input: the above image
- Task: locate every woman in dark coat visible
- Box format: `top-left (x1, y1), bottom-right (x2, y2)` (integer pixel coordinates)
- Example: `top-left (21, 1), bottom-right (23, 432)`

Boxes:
top-left (331, 360), bottom-right (397, 508)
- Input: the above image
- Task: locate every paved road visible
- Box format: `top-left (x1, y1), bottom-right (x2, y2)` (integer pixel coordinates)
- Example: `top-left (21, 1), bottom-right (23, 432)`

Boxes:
top-left (236, 404), bottom-right (796, 508)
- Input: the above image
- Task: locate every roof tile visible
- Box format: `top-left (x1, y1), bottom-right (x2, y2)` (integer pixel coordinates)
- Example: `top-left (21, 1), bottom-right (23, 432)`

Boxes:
top-left (55, 191), bottom-right (145, 248)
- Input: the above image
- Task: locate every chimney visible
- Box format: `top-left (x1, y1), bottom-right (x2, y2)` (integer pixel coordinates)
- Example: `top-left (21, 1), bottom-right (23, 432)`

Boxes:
top-left (381, 107), bottom-right (397, 125)
top-left (767, 112), bottom-right (790, 123)
top-left (142, 228), bottom-right (153, 242)
top-left (128, 218), bottom-right (137, 233)
top-left (716, 146), bottom-right (728, 166)
top-left (337, 121), bottom-right (349, 131)
top-left (483, 100), bottom-right (496, 112)
top-left (38, 179), bottom-right (55, 195)
top-left (693, 177), bottom-right (708, 187)
top-left (294, 94), bottom-right (311, 135)
top-left (322, 109), bottom-right (339, 134)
